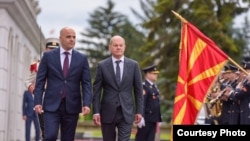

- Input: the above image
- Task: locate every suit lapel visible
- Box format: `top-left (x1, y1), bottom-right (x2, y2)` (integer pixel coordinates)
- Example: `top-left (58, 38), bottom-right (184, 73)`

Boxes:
top-left (67, 50), bottom-right (76, 77)
top-left (106, 57), bottom-right (121, 86)
top-left (120, 57), bottom-right (130, 84)
top-left (120, 57), bottom-right (129, 85)
top-left (107, 57), bottom-right (117, 84)
top-left (53, 48), bottom-right (63, 76)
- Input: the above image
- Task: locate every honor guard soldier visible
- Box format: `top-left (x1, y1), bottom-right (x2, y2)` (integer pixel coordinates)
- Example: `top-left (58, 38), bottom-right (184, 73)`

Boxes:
top-left (204, 79), bottom-right (223, 125)
top-left (25, 38), bottom-right (60, 93)
top-left (233, 58), bottom-right (250, 124)
top-left (24, 37), bottom-right (60, 139)
top-left (218, 64), bottom-right (240, 124)
top-left (135, 64), bottom-right (162, 141)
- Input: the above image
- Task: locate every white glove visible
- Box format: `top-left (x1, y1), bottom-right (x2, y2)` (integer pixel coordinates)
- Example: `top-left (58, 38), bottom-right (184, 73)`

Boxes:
top-left (137, 117), bottom-right (145, 128)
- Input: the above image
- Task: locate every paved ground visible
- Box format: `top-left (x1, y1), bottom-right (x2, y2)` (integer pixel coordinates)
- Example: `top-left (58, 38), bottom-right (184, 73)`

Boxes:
top-left (75, 139), bottom-right (134, 141)
top-left (75, 139), bottom-right (102, 141)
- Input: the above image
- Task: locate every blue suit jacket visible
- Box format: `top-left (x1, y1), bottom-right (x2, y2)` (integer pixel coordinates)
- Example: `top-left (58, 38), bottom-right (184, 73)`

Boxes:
top-left (22, 90), bottom-right (36, 117)
top-left (34, 48), bottom-right (92, 114)
top-left (92, 57), bottom-right (143, 124)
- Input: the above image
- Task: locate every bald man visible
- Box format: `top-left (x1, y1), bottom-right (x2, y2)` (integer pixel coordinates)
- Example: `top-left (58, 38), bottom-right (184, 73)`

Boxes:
top-left (34, 27), bottom-right (92, 140)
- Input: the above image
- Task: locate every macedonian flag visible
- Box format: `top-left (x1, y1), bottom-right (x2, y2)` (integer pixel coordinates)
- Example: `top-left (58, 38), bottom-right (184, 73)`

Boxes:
top-left (172, 11), bottom-right (229, 125)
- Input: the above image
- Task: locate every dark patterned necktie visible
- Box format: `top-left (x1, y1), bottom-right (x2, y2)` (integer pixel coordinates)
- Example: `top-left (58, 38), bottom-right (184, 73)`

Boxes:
top-left (62, 52), bottom-right (69, 99)
top-left (115, 60), bottom-right (121, 83)
top-left (63, 52), bottom-right (69, 78)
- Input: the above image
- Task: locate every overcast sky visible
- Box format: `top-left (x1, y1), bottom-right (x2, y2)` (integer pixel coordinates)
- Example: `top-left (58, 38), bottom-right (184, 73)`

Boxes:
top-left (37, 0), bottom-right (249, 42)
top-left (37, 0), bottom-right (142, 39)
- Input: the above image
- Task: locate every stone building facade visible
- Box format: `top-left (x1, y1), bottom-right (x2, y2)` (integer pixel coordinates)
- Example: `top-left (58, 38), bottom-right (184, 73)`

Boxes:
top-left (0, 0), bottom-right (43, 140)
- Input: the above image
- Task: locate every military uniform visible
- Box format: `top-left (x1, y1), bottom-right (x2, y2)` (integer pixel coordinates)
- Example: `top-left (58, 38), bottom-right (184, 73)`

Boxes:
top-left (212, 64), bottom-right (240, 125)
top-left (25, 60), bottom-right (39, 92)
top-left (204, 82), bottom-right (223, 125)
top-left (219, 98), bottom-right (239, 124)
top-left (135, 65), bottom-right (162, 141)
top-left (25, 38), bottom-right (60, 93)
top-left (234, 61), bottom-right (250, 124)
top-left (24, 37), bottom-right (60, 139)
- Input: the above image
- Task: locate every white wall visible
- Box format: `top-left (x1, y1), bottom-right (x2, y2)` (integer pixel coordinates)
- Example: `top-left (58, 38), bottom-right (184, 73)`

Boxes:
top-left (0, 0), bottom-right (43, 140)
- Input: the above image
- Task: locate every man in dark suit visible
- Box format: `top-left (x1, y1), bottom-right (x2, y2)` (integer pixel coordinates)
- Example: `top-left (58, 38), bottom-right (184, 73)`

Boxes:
top-left (22, 90), bottom-right (40, 141)
top-left (25, 37), bottom-right (60, 139)
top-left (34, 27), bottom-right (92, 141)
top-left (135, 65), bottom-right (162, 141)
top-left (92, 35), bottom-right (144, 141)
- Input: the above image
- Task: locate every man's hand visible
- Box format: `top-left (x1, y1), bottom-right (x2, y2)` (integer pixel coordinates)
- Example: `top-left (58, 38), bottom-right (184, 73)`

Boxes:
top-left (34, 105), bottom-right (43, 114)
top-left (93, 114), bottom-right (101, 126)
top-left (137, 117), bottom-right (145, 128)
top-left (82, 106), bottom-right (90, 116)
top-left (23, 115), bottom-right (27, 120)
top-left (134, 114), bottom-right (142, 124)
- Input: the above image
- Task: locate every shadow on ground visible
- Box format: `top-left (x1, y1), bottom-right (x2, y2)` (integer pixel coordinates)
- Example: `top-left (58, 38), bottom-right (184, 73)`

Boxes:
top-left (74, 132), bottom-right (169, 141)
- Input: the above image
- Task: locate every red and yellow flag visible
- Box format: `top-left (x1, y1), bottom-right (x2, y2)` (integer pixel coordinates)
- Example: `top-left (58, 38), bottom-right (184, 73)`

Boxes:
top-left (172, 12), bottom-right (229, 125)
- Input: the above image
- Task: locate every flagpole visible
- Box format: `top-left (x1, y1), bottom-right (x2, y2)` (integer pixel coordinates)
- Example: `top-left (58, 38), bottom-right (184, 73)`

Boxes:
top-left (171, 10), bottom-right (187, 23)
top-left (172, 10), bottom-right (248, 75)
top-left (228, 57), bottom-right (249, 75)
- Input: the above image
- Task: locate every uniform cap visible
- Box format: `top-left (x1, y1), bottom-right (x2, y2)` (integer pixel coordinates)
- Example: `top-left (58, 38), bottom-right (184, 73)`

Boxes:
top-left (45, 38), bottom-right (60, 49)
top-left (243, 56), bottom-right (250, 62)
top-left (222, 64), bottom-right (238, 73)
top-left (243, 62), bottom-right (250, 70)
top-left (241, 56), bottom-right (250, 70)
top-left (142, 65), bottom-right (159, 74)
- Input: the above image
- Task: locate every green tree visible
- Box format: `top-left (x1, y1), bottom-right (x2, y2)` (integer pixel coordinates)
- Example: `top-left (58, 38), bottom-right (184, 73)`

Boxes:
top-left (118, 21), bottom-right (146, 62)
top-left (78, 0), bottom-right (145, 78)
top-left (78, 0), bottom-right (126, 77)
top-left (77, 0), bottom-right (146, 120)
top-left (237, 16), bottom-right (250, 57)
top-left (133, 0), bottom-right (250, 123)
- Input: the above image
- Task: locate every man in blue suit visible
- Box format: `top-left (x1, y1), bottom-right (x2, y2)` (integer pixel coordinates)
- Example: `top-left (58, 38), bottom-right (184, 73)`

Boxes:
top-left (22, 90), bottom-right (40, 141)
top-left (34, 27), bottom-right (92, 141)
top-left (25, 37), bottom-right (60, 140)
top-left (92, 35), bottom-right (144, 141)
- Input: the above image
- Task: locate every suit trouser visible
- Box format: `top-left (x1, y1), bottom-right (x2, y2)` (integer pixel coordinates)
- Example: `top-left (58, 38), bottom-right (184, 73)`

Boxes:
top-left (43, 100), bottom-right (79, 141)
top-left (38, 113), bottom-right (44, 138)
top-left (135, 122), bottom-right (157, 141)
top-left (101, 106), bottom-right (132, 141)
top-left (26, 116), bottom-right (40, 141)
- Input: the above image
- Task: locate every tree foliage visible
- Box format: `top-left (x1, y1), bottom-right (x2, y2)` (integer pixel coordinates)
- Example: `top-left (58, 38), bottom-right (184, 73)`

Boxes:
top-left (78, 0), bottom-right (145, 78)
top-left (133, 0), bottom-right (250, 123)
top-left (77, 0), bottom-right (250, 123)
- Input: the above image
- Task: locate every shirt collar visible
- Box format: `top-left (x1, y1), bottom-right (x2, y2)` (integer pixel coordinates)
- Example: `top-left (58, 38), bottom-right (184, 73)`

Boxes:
top-left (146, 79), bottom-right (154, 85)
top-left (60, 47), bottom-right (72, 55)
top-left (112, 56), bottom-right (124, 63)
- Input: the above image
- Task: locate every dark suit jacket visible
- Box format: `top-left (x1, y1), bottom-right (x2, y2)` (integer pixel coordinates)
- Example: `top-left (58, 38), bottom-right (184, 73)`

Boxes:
top-left (22, 90), bottom-right (36, 117)
top-left (92, 56), bottom-right (143, 124)
top-left (34, 48), bottom-right (92, 114)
